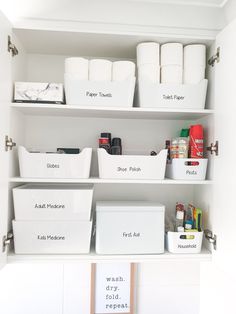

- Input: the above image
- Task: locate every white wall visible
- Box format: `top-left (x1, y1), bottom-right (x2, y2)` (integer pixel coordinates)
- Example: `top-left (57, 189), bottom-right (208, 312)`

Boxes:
top-left (0, 262), bottom-right (201, 314)
top-left (1, 0), bottom-right (226, 33)
top-left (223, 0), bottom-right (236, 25)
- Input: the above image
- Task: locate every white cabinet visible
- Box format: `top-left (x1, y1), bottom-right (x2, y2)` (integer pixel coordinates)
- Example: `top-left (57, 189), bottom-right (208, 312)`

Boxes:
top-left (0, 11), bottom-right (12, 271)
top-left (0, 6), bottom-right (236, 311)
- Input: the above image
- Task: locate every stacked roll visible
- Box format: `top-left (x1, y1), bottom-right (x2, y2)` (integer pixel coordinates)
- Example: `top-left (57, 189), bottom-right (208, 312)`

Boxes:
top-left (65, 57), bottom-right (89, 80)
top-left (184, 45), bottom-right (206, 84)
top-left (65, 57), bottom-right (135, 82)
top-left (137, 42), bottom-right (206, 85)
top-left (161, 43), bottom-right (183, 84)
top-left (137, 42), bottom-right (160, 83)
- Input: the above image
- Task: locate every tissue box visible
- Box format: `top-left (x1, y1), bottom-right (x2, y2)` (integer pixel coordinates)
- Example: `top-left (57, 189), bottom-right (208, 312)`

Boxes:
top-left (14, 82), bottom-right (64, 103)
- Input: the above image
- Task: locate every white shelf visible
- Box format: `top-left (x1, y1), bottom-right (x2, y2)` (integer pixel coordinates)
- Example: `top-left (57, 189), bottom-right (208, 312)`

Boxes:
top-left (11, 103), bottom-right (214, 120)
top-left (7, 248), bottom-right (211, 264)
top-left (13, 27), bottom-right (215, 59)
top-left (10, 177), bottom-right (213, 185)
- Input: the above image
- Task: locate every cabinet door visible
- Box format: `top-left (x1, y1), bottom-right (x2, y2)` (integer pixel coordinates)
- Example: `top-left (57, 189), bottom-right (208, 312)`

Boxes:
top-left (0, 11), bottom-right (12, 270)
top-left (212, 16), bottom-right (236, 278)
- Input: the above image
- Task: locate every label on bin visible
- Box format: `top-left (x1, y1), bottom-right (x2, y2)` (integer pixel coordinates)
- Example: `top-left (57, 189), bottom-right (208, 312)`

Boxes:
top-left (122, 232), bottom-right (141, 238)
top-left (117, 166), bottom-right (141, 172)
top-left (86, 91), bottom-right (112, 98)
top-left (178, 244), bottom-right (197, 249)
top-left (37, 234), bottom-right (66, 241)
top-left (163, 94), bottom-right (185, 101)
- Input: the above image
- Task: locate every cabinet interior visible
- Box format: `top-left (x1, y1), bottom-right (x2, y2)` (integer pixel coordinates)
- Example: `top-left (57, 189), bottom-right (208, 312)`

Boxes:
top-left (7, 28), bottom-right (215, 258)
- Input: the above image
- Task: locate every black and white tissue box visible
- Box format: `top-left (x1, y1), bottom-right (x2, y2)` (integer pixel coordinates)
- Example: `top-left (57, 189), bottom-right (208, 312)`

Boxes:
top-left (14, 82), bottom-right (64, 104)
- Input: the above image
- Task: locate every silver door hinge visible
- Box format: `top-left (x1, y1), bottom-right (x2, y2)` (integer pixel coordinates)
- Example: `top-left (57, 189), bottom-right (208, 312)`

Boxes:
top-left (8, 35), bottom-right (18, 57)
top-left (207, 141), bottom-right (219, 156)
top-left (204, 229), bottom-right (217, 250)
top-left (5, 135), bottom-right (16, 151)
top-left (2, 231), bottom-right (13, 253)
top-left (208, 47), bottom-right (220, 67)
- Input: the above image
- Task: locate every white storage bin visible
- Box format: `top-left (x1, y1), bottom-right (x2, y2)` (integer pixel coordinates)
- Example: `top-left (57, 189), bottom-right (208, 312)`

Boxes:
top-left (97, 148), bottom-right (167, 180)
top-left (18, 146), bottom-right (92, 179)
top-left (137, 78), bottom-right (208, 109)
top-left (13, 184), bottom-right (93, 221)
top-left (166, 231), bottom-right (203, 254)
top-left (166, 158), bottom-right (208, 180)
top-left (13, 220), bottom-right (92, 254)
top-left (96, 201), bottom-right (165, 255)
top-left (64, 75), bottom-right (136, 107)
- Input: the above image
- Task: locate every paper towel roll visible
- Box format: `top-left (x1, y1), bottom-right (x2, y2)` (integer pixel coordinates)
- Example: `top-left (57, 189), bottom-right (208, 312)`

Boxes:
top-left (65, 58), bottom-right (89, 80)
top-left (112, 61), bottom-right (135, 81)
top-left (184, 44), bottom-right (206, 67)
top-left (161, 65), bottom-right (183, 84)
top-left (137, 42), bottom-right (160, 67)
top-left (184, 66), bottom-right (205, 84)
top-left (89, 59), bottom-right (112, 81)
top-left (161, 43), bottom-right (183, 66)
top-left (138, 64), bottom-right (160, 84)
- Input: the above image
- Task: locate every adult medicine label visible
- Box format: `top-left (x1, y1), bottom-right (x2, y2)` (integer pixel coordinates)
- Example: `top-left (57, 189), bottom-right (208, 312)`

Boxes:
top-left (34, 203), bottom-right (65, 209)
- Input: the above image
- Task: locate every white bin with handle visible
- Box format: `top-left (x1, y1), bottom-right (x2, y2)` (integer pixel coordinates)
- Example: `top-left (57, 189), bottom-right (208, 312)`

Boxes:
top-left (97, 148), bottom-right (167, 180)
top-left (18, 146), bottom-right (92, 179)
top-left (166, 158), bottom-right (208, 180)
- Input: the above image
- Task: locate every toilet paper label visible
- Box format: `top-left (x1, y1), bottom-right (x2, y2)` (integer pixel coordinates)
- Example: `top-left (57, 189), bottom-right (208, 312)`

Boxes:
top-left (86, 91), bottom-right (112, 98)
top-left (37, 234), bottom-right (65, 241)
top-left (163, 94), bottom-right (185, 101)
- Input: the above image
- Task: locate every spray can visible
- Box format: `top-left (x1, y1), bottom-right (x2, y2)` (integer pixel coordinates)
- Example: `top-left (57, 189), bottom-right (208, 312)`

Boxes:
top-left (189, 125), bottom-right (204, 158)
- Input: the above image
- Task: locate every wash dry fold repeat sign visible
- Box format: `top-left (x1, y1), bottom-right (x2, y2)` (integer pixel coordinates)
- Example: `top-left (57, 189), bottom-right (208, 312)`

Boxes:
top-left (91, 263), bottom-right (135, 314)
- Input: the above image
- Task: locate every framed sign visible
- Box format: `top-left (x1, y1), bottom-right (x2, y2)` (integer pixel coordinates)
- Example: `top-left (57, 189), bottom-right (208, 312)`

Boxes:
top-left (90, 263), bottom-right (135, 314)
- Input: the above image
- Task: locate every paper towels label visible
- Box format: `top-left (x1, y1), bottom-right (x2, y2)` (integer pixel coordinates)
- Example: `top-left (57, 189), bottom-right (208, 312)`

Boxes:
top-left (86, 91), bottom-right (112, 98)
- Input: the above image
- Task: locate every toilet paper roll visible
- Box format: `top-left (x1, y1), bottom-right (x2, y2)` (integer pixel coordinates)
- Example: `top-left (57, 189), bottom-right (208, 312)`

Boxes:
top-left (112, 61), bottom-right (135, 81)
top-left (161, 43), bottom-right (183, 66)
top-left (161, 65), bottom-right (183, 84)
top-left (89, 59), bottom-right (112, 81)
top-left (65, 57), bottom-right (89, 80)
top-left (183, 66), bottom-right (205, 84)
top-left (184, 44), bottom-right (206, 67)
top-left (138, 64), bottom-right (160, 84)
top-left (137, 42), bottom-right (160, 67)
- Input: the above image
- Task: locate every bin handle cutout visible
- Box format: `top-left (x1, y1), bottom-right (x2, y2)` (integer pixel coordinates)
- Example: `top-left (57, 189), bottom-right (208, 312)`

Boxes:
top-left (179, 234), bottom-right (195, 240)
top-left (184, 161), bottom-right (199, 166)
